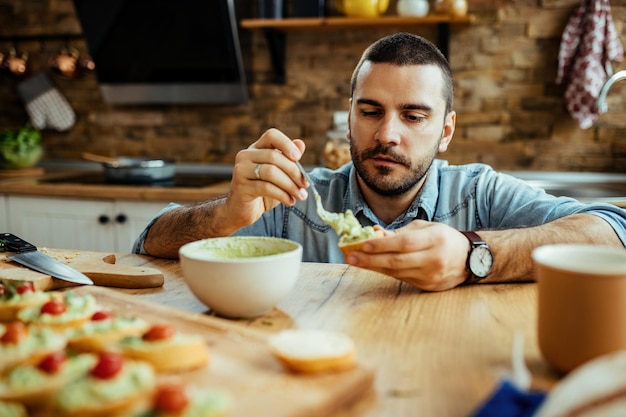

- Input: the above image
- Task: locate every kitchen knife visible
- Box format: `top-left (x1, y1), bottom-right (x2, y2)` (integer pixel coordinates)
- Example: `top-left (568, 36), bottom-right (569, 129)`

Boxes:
top-left (0, 233), bottom-right (94, 285)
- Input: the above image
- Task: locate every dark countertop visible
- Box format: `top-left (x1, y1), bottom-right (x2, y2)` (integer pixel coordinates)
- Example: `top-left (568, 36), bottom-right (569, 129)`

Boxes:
top-left (0, 161), bottom-right (234, 202)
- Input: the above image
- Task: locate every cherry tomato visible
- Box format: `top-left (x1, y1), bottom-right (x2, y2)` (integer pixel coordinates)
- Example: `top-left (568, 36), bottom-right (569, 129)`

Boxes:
top-left (142, 324), bottom-right (175, 341)
top-left (0, 284), bottom-right (5, 297)
top-left (37, 351), bottom-right (67, 374)
top-left (40, 299), bottom-right (67, 316)
top-left (90, 352), bottom-right (124, 379)
top-left (91, 310), bottom-right (113, 321)
top-left (154, 383), bottom-right (189, 414)
top-left (16, 282), bottom-right (34, 295)
top-left (1, 321), bottom-right (27, 345)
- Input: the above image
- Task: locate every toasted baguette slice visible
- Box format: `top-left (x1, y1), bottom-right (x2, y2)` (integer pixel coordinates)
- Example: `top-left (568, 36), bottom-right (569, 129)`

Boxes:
top-left (147, 383), bottom-right (232, 417)
top-left (0, 324), bottom-right (67, 374)
top-left (0, 281), bottom-right (52, 323)
top-left (53, 357), bottom-right (155, 417)
top-left (0, 353), bottom-right (97, 409)
top-left (535, 350), bottom-right (626, 417)
top-left (68, 316), bottom-right (149, 353)
top-left (119, 332), bottom-right (209, 373)
top-left (338, 229), bottom-right (385, 259)
top-left (0, 399), bottom-right (27, 417)
top-left (17, 292), bottom-right (99, 332)
top-left (268, 329), bottom-right (356, 373)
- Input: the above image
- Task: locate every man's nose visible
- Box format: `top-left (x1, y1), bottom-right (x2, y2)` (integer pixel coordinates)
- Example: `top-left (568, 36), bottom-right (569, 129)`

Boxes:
top-left (375, 115), bottom-right (402, 145)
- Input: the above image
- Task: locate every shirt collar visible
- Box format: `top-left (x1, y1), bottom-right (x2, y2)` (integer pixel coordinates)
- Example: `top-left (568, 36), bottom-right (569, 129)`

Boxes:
top-left (345, 161), bottom-right (441, 227)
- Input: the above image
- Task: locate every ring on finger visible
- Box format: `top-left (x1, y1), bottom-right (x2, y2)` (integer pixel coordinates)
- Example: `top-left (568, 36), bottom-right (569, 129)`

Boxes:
top-left (254, 163), bottom-right (262, 180)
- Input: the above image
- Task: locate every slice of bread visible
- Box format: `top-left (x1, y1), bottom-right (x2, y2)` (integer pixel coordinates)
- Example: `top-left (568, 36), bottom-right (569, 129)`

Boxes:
top-left (535, 350), bottom-right (626, 417)
top-left (0, 324), bottom-right (67, 374)
top-left (118, 328), bottom-right (209, 373)
top-left (148, 383), bottom-right (232, 417)
top-left (0, 281), bottom-right (51, 323)
top-left (68, 315), bottom-right (149, 353)
top-left (268, 329), bottom-right (356, 373)
top-left (338, 229), bottom-right (385, 259)
top-left (17, 292), bottom-right (100, 332)
top-left (53, 356), bottom-right (155, 417)
top-left (0, 399), bottom-right (27, 417)
top-left (0, 352), bottom-right (97, 409)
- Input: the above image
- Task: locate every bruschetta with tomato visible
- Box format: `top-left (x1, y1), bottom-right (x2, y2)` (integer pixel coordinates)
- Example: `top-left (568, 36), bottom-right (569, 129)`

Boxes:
top-left (17, 291), bottom-right (99, 332)
top-left (134, 382), bottom-right (231, 417)
top-left (0, 280), bottom-right (51, 322)
top-left (0, 350), bottom-right (97, 410)
top-left (118, 323), bottom-right (209, 373)
top-left (53, 351), bottom-right (155, 417)
top-left (67, 309), bottom-right (149, 353)
top-left (0, 321), bottom-right (67, 374)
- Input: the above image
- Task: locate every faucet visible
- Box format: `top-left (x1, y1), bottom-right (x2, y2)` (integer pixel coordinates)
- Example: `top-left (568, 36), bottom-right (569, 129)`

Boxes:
top-left (597, 69), bottom-right (626, 113)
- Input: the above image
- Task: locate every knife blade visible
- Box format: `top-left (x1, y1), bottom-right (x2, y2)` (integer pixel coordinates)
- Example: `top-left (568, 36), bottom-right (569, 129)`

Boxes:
top-left (0, 233), bottom-right (94, 285)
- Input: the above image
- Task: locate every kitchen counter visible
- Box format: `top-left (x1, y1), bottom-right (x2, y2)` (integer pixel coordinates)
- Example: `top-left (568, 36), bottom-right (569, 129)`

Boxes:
top-left (0, 161), bottom-right (233, 202)
top-left (1, 163), bottom-right (626, 207)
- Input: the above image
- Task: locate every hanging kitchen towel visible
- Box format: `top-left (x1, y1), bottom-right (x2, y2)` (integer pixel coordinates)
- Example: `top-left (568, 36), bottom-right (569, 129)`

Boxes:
top-left (556, 0), bottom-right (623, 129)
top-left (16, 72), bottom-right (76, 132)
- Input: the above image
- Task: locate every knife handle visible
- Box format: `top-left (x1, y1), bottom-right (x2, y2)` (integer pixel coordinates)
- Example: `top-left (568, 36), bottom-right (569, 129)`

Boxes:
top-left (0, 233), bottom-right (37, 253)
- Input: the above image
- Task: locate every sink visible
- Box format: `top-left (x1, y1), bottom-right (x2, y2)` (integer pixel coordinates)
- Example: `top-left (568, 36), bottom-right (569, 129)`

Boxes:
top-left (505, 171), bottom-right (626, 203)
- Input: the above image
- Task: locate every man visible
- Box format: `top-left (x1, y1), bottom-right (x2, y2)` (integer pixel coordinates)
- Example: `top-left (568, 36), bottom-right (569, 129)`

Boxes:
top-left (134, 33), bottom-right (626, 291)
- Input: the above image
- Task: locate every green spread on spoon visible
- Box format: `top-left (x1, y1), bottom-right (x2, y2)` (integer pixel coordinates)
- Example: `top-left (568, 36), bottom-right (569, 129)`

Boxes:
top-left (314, 194), bottom-right (377, 244)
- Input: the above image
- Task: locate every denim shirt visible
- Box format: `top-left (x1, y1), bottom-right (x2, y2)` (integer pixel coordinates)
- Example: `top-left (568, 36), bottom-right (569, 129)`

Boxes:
top-left (133, 159), bottom-right (626, 262)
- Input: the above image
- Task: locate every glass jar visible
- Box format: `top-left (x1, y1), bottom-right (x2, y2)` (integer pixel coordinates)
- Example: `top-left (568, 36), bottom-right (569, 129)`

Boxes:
top-left (433, 0), bottom-right (467, 16)
top-left (323, 134), bottom-right (351, 170)
top-left (397, 0), bottom-right (429, 17)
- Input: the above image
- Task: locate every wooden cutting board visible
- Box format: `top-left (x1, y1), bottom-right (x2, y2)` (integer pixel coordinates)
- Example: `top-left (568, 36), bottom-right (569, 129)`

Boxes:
top-left (0, 249), bottom-right (164, 289)
top-left (72, 286), bottom-right (375, 417)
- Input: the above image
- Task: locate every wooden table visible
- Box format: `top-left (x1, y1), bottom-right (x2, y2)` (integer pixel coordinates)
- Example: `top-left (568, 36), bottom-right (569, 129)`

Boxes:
top-left (111, 252), bottom-right (561, 417)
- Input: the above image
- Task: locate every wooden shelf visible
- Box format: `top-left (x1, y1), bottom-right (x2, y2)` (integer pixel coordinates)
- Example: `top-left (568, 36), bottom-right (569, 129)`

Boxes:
top-left (240, 15), bottom-right (475, 30)
top-left (240, 15), bottom-right (475, 84)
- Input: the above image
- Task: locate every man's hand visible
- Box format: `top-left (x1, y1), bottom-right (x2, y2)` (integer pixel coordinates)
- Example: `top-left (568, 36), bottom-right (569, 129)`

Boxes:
top-left (222, 128), bottom-right (310, 230)
top-left (343, 220), bottom-right (470, 291)
top-left (143, 128), bottom-right (310, 258)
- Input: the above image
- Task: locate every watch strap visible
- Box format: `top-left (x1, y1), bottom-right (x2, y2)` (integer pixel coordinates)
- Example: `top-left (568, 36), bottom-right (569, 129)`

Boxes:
top-left (461, 231), bottom-right (484, 246)
top-left (460, 231), bottom-right (491, 284)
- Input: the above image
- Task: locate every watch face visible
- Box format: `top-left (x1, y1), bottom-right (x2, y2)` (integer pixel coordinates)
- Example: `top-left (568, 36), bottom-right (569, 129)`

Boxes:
top-left (469, 245), bottom-right (493, 278)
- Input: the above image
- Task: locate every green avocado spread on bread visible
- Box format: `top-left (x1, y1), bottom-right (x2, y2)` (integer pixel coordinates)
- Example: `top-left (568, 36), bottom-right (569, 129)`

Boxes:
top-left (314, 195), bottom-right (377, 244)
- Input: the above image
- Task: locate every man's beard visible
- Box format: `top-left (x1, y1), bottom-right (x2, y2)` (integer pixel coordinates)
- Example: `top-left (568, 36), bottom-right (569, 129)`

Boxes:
top-left (350, 141), bottom-right (438, 197)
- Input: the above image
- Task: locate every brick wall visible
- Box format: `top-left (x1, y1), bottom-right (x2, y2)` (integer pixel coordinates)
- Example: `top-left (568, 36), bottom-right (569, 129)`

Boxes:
top-left (0, 0), bottom-right (625, 172)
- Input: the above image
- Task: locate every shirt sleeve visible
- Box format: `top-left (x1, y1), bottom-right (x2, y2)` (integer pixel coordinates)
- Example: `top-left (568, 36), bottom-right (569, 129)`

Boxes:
top-left (480, 172), bottom-right (626, 246)
top-left (132, 202), bottom-right (182, 255)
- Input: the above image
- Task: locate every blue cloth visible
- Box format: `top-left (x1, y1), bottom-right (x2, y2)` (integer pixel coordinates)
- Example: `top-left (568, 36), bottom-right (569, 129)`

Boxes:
top-left (469, 379), bottom-right (547, 417)
top-left (133, 160), bottom-right (626, 261)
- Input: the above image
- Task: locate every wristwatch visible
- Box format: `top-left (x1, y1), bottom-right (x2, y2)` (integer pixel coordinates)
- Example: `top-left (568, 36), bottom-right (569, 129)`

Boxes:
top-left (460, 231), bottom-right (493, 284)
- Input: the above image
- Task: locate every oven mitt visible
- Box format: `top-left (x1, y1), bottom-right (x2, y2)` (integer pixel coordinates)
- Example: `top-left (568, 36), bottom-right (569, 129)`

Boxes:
top-left (17, 72), bottom-right (76, 131)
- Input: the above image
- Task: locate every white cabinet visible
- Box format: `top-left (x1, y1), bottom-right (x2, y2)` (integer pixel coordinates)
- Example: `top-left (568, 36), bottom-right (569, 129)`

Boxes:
top-left (5, 196), bottom-right (166, 253)
top-left (0, 195), bottom-right (8, 232)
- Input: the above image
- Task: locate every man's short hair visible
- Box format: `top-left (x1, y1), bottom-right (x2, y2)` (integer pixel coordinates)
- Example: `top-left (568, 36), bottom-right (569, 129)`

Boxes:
top-left (350, 32), bottom-right (454, 114)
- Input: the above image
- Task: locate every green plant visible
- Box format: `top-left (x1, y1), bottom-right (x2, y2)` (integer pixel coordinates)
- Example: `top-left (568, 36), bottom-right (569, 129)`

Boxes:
top-left (0, 124), bottom-right (43, 169)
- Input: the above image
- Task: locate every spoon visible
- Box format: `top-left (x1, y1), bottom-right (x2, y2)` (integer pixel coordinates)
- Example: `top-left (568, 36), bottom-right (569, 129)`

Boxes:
top-left (511, 331), bottom-right (532, 390)
top-left (295, 161), bottom-right (333, 222)
top-left (295, 161), bottom-right (366, 237)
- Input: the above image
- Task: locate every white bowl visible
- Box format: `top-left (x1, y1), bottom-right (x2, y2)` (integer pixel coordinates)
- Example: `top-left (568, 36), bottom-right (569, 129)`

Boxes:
top-left (179, 237), bottom-right (303, 318)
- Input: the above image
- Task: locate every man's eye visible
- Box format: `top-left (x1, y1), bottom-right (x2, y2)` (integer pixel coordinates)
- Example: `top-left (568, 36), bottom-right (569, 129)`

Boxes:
top-left (362, 110), bottom-right (380, 117)
top-left (406, 114), bottom-right (425, 123)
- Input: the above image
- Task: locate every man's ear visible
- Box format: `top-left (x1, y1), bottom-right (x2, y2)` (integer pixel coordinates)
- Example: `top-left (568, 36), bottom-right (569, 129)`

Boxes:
top-left (438, 110), bottom-right (456, 153)
top-left (347, 98), bottom-right (353, 141)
